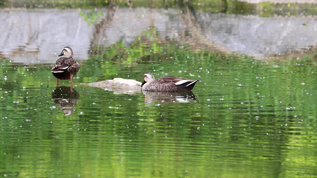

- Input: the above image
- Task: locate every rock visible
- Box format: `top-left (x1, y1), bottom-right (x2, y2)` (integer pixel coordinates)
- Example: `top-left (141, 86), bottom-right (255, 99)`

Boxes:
top-left (82, 78), bottom-right (142, 95)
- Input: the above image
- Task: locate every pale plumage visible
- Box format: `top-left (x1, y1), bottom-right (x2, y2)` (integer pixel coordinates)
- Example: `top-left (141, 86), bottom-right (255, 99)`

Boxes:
top-left (141, 73), bottom-right (199, 92)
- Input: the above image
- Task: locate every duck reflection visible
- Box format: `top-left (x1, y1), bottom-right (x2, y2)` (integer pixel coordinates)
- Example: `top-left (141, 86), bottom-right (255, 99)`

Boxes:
top-left (143, 90), bottom-right (197, 104)
top-left (51, 86), bottom-right (80, 115)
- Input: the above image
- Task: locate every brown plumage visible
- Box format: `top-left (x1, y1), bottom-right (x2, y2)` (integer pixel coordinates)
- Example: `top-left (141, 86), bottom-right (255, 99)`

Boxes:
top-left (51, 46), bottom-right (80, 87)
top-left (141, 73), bottom-right (199, 92)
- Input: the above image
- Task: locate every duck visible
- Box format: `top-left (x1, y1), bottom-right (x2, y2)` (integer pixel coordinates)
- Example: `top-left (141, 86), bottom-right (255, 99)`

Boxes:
top-left (141, 73), bottom-right (199, 92)
top-left (51, 46), bottom-right (80, 88)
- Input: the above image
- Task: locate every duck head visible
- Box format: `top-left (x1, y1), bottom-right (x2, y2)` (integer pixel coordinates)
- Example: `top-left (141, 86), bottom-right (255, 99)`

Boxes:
top-left (141, 73), bottom-right (155, 87)
top-left (57, 46), bottom-right (73, 58)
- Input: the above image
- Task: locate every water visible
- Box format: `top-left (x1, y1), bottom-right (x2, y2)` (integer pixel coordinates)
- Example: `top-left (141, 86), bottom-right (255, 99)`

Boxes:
top-left (0, 50), bottom-right (317, 177)
top-left (1, 1), bottom-right (317, 177)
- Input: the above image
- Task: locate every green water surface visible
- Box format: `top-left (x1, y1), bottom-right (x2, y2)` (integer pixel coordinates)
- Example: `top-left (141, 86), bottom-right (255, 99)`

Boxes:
top-left (0, 42), bottom-right (317, 177)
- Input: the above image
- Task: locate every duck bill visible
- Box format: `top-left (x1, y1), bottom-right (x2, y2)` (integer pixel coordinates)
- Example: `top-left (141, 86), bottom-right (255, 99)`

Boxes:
top-left (57, 52), bottom-right (63, 57)
top-left (141, 81), bottom-right (146, 87)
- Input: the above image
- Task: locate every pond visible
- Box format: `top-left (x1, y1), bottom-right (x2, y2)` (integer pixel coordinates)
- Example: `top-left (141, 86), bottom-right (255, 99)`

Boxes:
top-left (1, 0), bottom-right (317, 177)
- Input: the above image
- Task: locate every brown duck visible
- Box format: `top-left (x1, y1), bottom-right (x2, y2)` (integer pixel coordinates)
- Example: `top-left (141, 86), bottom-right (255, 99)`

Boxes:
top-left (51, 46), bottom-right (80, 88)
top-left (141, 73), bottom-right (199, 92)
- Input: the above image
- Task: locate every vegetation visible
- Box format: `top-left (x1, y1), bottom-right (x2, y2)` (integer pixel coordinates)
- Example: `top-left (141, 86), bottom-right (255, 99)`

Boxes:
top-left (2, 0), bottom-right (317, 16)
top-left (79, 11), bottom-right (104, 25)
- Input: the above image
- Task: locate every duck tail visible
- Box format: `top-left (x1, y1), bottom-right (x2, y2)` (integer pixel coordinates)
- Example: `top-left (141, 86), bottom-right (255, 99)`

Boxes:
top-left (186, 80), bottom-right (199, 88)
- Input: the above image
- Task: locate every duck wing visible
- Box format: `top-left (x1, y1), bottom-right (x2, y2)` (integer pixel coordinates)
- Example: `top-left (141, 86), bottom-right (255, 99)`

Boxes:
top-left (51, 57), bottom-right (78, 74)
top-left (67, 62), bottom-right (80, 75)
top-left (144, 76), bottom-right (198, 92)
top-left (156, 76), bottom-right (187, 83)
top-left (157, 76), bottom-right (198, 88)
